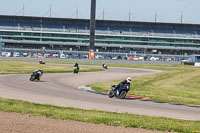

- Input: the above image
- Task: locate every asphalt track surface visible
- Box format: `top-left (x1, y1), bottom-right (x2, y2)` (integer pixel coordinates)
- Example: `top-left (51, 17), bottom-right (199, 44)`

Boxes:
top-left (0, 66), bottom-right (200, 121)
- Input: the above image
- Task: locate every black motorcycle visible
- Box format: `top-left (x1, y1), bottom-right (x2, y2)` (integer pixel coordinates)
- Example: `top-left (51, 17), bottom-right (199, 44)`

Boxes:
top-left (108, 84), bottom-right (130, 99)
top-left (30, 71), bottom-right (42, 81)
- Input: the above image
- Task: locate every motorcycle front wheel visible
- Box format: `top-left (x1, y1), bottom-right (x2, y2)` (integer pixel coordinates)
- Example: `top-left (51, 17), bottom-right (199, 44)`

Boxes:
top-left (118, 90), bottom-right (127, 99)
top-left (30, 75), bottom-right (35, 81)
top-left (108, 90), bottom-right (115, 98)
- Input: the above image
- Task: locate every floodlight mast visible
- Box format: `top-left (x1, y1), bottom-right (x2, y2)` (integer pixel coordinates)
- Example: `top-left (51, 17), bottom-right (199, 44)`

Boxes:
top-left (89, 0), bottom-right (96, 58)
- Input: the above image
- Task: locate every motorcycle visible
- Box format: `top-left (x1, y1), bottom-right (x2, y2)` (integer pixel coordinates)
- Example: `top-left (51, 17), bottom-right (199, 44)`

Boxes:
top-left (108, 84), bottom-right (130, 99)
top-left (39, 61), bottom-right (45, 64)
top-left (30, 71), bottom-right (42, 81)
top-left (73, 66), bottom-right (79, 74)
top-left (102, 64), bottom-right (108, 69)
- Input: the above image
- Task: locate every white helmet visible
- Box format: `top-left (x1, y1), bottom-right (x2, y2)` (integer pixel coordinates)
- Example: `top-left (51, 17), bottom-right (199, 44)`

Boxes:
top-left (127, 77), bottom-right (131, 83)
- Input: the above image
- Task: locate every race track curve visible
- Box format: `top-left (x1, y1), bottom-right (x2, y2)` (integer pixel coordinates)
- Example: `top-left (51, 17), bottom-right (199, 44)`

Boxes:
top-left (0, 66), bottom-right (199, 120)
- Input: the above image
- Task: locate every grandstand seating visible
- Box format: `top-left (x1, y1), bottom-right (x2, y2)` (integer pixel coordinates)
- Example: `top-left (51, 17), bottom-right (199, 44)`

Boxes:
top-left (1, 16), bottom-right (200, 55)
top-left (0, 16), bottom-right (199, 40)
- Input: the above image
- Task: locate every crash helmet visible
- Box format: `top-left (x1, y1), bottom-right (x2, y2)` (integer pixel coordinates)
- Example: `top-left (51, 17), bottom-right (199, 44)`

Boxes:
top-left (127, 77), bottom-right (131, 83)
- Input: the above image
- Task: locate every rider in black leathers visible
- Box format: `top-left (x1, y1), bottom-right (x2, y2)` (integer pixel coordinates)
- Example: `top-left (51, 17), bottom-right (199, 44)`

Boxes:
top-left (113, 77), bottom-right (131, 91)
top-left (102, 63), bottom-right (107, 69)
top-left (34, 68), bottom-right (43, 80)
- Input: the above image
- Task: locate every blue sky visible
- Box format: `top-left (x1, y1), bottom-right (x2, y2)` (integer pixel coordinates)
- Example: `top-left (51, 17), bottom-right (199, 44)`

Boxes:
top-left (1, 0), bottom-right (200, 24)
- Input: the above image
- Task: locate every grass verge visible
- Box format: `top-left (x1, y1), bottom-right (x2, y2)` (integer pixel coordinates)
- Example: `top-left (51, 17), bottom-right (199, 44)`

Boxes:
top-left (1, 60), bottom-right (200, 132)
top-left (0, 98), bottom-right (199, 133)
top-left (88, 64), bottom-right (200, 106)
top-left (0, 60), bottom-right (103, 74)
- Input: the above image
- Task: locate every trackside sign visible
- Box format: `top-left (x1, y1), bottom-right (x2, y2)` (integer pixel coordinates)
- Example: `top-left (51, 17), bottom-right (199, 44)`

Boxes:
top-left (194, 62), bottom-right (200, 66)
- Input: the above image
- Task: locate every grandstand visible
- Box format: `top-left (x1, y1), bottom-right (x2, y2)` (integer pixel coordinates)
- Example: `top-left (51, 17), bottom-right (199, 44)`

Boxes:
top-left (0, 15), bottom-right (200, 55)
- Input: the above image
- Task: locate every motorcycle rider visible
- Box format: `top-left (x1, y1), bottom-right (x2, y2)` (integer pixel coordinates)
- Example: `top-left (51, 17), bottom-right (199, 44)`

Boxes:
top-left (113, 77), bottom-right (132, 93)
top-left (102, 63), bottom-right (107, 69)
top-left (39, 59), bottom-right (45, 64)
top-left (34, 68), bottom-right (43, 80)
top-left (73, 62), bottom-right (79, 74)
top-left (39, 59), bottom-right (42, 64)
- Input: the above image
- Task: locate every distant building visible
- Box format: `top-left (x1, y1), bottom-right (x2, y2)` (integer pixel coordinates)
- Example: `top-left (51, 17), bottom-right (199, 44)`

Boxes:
top-left (0, 15), bottom-right (200, 55)
top-left (184, 55), bottom-right (200, 66)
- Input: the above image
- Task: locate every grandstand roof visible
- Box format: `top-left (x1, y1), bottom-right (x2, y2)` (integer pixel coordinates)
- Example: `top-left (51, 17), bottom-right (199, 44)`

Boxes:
top-left (0, 15), bottom-right (200, 31)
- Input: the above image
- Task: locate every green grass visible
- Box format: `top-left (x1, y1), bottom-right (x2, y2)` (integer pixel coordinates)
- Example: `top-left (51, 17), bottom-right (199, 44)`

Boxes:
top-left (0, 60), bottom-right (103, 74)
top-left (1, 60), bottom-right (200, 105)
top-left (88, 65), bottom-right (200, 106)
top-left (0, 98), bottom-right (199, 133)
top-left (1, 60), bottom-right (200, 132)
